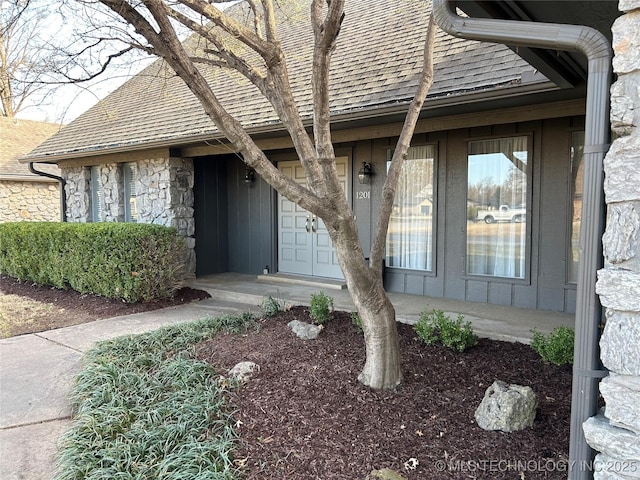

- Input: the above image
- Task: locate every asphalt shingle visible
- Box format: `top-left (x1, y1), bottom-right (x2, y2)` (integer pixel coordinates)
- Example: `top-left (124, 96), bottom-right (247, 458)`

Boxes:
top-left (24, 0), bottom-right (548, 161)
top-left (0, 117), bottom-right (61, 177)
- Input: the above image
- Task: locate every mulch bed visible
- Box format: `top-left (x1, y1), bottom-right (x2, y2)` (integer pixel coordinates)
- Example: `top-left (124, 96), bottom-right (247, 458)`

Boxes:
top-left (1, 274), bottom-right (210, 335)
top-left (196, 306), bottom-right (573, 479)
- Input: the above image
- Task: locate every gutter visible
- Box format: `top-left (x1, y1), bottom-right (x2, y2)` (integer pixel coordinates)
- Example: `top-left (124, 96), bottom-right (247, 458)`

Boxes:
top-left (432, 2), bottom-right (611, 478)
top-left (28, 163), bottom-right (67, 222)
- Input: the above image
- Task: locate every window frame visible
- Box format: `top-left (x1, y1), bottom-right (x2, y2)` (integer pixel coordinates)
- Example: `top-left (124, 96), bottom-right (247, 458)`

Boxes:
top-left (123, 162), bottom-right (138, 223)
top-left (566, 130), bottom-right (585, 286)
top-left (384, 143), bottom-right (438, 275)
top-left (90, 165), bottom-right (103, 222)
top-left (463, 133), bottom-right (533, 284)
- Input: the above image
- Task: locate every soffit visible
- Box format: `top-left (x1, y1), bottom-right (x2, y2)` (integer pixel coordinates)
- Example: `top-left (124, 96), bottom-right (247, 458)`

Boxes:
top-left (457, 0), bottom-right (620, 88)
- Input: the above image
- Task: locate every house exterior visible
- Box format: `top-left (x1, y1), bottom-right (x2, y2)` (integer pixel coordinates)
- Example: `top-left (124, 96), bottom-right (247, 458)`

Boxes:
top-left (19, 0), bottom-right (640, 476)
top-left (22, 0), bottom-right (595, 313)
top-left (0, 117), bottom-right (62, 222)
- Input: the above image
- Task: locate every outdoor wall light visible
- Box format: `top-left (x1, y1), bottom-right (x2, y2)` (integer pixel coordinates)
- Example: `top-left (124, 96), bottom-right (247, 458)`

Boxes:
top-left (244, 167), bottom-right (256, 185)
top-left (358, 162), bottom-right (373, 184)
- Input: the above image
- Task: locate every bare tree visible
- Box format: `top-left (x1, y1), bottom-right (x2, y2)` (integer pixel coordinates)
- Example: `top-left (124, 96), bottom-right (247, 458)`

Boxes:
top-left (0, 0), bottom-right (58, 117)
top-left (75, 0), bottom-right (436, 389)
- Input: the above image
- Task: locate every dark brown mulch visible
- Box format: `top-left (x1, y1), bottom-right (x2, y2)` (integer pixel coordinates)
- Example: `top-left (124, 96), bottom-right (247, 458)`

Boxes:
top-left (196, 306), bottom-right (572, 480)
top-left (0, 274), bottom-right (210, 336)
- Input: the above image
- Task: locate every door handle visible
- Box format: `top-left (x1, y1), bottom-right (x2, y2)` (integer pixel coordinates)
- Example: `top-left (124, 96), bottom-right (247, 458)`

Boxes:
top-left (305, 215), bottom-right (310, 233)
top-left (311, 215), bottom-right (317, 233)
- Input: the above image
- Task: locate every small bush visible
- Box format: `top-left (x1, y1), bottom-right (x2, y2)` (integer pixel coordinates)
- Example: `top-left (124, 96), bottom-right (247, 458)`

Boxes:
top-left (415, 308), bottom-right (478, 352)
top-left (309, 291), bottom-right (334, 324)
top-left (530, 326), bottom-right (574, 365)
top-left (351, 311), bottom-right (363, 334)
top-left (261, 294), bottom-right (285, 317)
top-left (0, 222), bottom-right (185, 302)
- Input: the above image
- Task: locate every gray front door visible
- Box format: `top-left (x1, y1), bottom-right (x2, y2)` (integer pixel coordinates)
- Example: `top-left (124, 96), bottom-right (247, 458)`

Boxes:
top-left (278, 158), bottom-right (349, 279)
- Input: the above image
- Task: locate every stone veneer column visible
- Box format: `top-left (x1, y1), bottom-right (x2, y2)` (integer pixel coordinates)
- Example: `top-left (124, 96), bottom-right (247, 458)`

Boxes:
top-left (63, 166), bottom-right (91, 222)
top-left (98, 164), bottom-right (125, 222)
top-left (136, 157), bottom-right (195, 276)
top-left (584, 2), bottom-right (640, 478)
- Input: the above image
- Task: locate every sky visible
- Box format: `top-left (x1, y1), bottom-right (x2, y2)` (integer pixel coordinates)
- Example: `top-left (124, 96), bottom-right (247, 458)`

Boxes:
top-left (17, 66), bottom-right (148, 124)
top-left (15, 1), bottom-right (239, 125)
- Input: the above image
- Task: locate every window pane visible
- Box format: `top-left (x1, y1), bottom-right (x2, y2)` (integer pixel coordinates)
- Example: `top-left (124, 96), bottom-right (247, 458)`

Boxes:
top-left (91, 166), bottom-right (103, 222)
top-left (466, 136), bottom-right (528, 278)
top-left (386, 145), bottom-right (435, 271)
top-left (568, 131), bottom-right (584, 283)
top-left (124, 163), bottom-right (138, 223)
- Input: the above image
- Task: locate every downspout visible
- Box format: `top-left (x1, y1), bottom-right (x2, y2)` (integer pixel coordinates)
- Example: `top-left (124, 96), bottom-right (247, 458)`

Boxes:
top-left (29, 162), bottom-right (67, 222)
top-left (432, 2), bottom-right (611, 478)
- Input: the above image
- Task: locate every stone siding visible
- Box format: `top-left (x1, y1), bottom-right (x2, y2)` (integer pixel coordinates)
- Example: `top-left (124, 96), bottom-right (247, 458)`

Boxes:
top-left (0, 180), bottom-right (60, 222)
top-left (97, 164), bottom-right (125, 222)
top-left (137, 157), bottom-right (196, 276)
top-left (586, 1), bottom-right (640, 478)
top-left (60, 157), bottom-right (196, 276)
top-left (64, 167), bottom-right (91, 222)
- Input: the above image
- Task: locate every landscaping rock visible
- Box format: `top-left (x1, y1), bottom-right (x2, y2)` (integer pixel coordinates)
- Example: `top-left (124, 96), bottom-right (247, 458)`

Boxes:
top-left (475, 380), bottom-right (537, 432)
top-left (288, 320), bottom-right (323, 340)
top-left (228, 362), bottom-right (260, 383)
top-left (366, 468), bottom-right (408, 480)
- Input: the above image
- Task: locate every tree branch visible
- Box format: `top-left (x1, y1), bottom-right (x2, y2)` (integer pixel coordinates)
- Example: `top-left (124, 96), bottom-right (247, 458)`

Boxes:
top-left (99, 0), bottom-right (326, 214)
top-left (162, 5), bottom-right (268, 94)
top-left (370, 14), bottom-right (436, 276)
top-left (175, 0), bottom-right (279, 66)
top-left (310, 0), bottom-right (345, 202)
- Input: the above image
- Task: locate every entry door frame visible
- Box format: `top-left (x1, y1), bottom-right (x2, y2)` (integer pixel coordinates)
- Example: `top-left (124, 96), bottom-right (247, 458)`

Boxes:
top-left (275, 151), bottom-right (352, 279)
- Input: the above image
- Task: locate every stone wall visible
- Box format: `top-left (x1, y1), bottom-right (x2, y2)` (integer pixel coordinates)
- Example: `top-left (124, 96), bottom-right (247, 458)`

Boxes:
top-left (60, 157), bottom-right (196, 276)
top-left (137, 157), bottom-right (195, 276)
top-left (0, 180), bottom-right (60, 222)
top-left (64, 167), bottom-right (91, 222)
top-left (585, 2), bottom-right (640, 478)
top-left (96, 164), bottom-right (125, 222)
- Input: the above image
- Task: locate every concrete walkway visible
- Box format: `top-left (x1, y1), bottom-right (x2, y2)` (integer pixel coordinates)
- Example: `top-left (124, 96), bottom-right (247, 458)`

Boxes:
top-left (0, 298), bottom-right (254, 480)
top-left (0, 273), bottom-right (573, 479)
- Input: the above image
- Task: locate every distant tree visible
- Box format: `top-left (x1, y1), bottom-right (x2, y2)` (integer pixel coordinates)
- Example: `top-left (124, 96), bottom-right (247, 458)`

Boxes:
top-left (68, 0), bottom-right (436, 390)
top-left (0, 0), bottom-right (57, 117)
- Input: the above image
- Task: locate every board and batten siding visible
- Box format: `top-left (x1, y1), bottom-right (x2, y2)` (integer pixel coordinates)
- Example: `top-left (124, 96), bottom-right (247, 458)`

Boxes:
top-left (362, 117), bottom-right (583, 313)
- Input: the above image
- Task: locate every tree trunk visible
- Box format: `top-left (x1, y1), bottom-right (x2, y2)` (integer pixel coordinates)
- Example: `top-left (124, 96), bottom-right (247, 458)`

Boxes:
top-left (355, 286), bottom-right (402, 389)
top-left (330, 221), bottom-right (403, 390)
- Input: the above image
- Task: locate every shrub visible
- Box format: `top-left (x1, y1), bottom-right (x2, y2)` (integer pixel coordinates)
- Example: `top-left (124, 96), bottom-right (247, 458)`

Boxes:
top-left (261, 294), bottom-right (285, 317)
top-left (415, 308), bottom-right (478, 352)
top-left (351, 311), bottom-right (363, 334)
top-left (0, 222), bottom-right (186, 303)
top-left (530, 326), bottom-right (575, 365)
top-left (309, 291), bottom-right (334, 324)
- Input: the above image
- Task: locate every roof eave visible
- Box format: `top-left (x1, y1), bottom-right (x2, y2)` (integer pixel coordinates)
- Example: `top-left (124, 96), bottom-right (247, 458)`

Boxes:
top-left (20, 80), bottom-right (559, 164)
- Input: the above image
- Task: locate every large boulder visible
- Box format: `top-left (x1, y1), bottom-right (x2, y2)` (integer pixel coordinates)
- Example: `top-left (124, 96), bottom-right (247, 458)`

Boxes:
top-left (288, 320), bottom-right (323, 340)
top-left (228, 362), bottom-right (260, 383)
top-left (475, 380), bottom-right (537, 432)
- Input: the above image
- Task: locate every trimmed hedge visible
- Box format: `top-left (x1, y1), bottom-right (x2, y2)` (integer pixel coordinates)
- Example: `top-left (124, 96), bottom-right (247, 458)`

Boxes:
top-left (0, 222), bottom-right (186, 303)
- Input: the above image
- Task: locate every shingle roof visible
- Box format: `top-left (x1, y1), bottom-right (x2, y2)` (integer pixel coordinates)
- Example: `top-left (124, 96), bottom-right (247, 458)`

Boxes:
top-left (24, 0), bottom-right (550, 162)
top-left (0, 117), bottom-right (61, 178)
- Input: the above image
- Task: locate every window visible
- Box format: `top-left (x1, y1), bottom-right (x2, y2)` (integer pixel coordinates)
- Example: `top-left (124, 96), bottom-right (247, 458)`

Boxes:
top-left (385, 145), bottom-right (435, 271)
top-left (466, 136), bottom-right (529, 279)
top-left (123, 162), bottom-right (138, 222)
top-left (568, 131), bottom-right (584, 283)
top-left (90, 166), bottom-right (104, 222)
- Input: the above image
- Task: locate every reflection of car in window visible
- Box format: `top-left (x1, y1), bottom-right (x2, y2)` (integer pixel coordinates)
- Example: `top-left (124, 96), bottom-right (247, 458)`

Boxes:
top-left (476, 205), bottom-right (526, 224)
